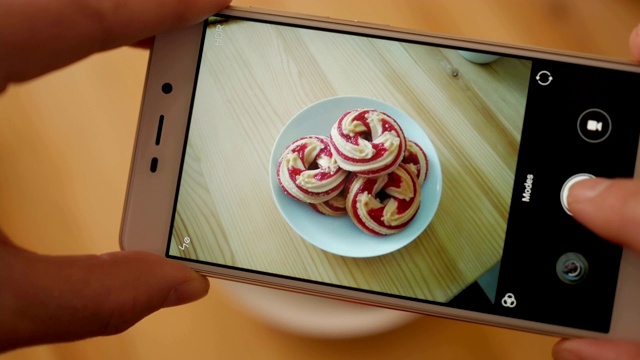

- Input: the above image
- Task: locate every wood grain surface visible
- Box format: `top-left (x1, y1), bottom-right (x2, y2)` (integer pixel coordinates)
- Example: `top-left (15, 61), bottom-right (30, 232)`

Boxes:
top-left (171, 19), bottom-right (529, 302)
top-left (2, 0), bottom-right (639, 359)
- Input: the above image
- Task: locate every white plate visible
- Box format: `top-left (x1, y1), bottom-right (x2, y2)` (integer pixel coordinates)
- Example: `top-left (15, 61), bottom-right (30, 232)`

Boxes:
top-left (270, 96), bottom-right (442, 258)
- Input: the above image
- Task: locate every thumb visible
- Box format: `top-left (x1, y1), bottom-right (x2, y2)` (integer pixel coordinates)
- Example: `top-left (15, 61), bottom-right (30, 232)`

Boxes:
top-left (567, 178), bottom-right (640, 255)
top-left (0, 239), bottom-right (209, 352)
top-left (553, 338), bottom-right (640, 360)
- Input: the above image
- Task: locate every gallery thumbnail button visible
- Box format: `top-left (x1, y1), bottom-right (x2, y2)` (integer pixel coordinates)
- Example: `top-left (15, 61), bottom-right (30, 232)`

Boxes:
top-left (577, 108), bottom-right (611, 143)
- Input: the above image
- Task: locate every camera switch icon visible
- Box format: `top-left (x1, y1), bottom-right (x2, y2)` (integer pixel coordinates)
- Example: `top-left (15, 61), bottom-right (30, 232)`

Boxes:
top-left (536, 70), bottom-right (553, 86)
top-left (501, 293), bottom-right (517, 308)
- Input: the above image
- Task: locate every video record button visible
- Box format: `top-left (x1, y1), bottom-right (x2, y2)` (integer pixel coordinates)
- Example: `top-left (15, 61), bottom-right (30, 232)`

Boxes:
top-left (560, 174), bottom-right (595, 215)
top-left (577, 109), bottom-right (611, 143)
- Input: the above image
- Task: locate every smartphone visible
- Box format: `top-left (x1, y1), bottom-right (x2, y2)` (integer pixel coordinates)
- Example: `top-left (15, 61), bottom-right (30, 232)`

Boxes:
top-left (121, 6), bottom-right (640, 341)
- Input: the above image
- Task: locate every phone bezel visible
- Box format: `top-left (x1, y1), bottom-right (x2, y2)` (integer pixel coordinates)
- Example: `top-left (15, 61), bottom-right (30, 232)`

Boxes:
top-left (120, 6), bottom-right (640, 341)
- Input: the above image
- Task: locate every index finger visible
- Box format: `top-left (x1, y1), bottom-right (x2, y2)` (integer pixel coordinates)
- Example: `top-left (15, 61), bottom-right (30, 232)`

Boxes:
top-left (0, 0), bottom-right (230, 89)
top-left (568, 178), bottom-right (640, 254)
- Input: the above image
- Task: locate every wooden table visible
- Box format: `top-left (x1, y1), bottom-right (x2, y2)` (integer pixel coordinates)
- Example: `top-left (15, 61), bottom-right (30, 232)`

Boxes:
top-left (1, 0), bottom-right (638, 359)
top-left (177, 18), bottom-right (528, 302)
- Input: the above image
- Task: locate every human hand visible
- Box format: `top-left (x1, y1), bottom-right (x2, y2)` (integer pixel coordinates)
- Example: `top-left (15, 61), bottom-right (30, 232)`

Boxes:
top-left (552, 179), bottom-right (640, 360)
top-left (0, 0), bottom-right (229, 353)
top-left (553, 24), bottom-right (640, 360)
top-left (0, 0), bottom-right (230, 91)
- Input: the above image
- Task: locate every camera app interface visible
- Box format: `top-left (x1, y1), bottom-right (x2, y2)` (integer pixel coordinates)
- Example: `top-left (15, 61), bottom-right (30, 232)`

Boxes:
top-left (169, 16), bottom-right (640, 332)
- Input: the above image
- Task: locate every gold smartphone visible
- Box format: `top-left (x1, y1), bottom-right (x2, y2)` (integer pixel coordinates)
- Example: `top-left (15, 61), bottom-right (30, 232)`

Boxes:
top-left (121, 6), bottom-right (640, 341)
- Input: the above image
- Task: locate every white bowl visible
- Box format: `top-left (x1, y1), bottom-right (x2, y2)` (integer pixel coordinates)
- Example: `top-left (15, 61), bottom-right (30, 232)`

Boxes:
top-left (216, 280), bottom-right (421, 339)
top-left (458, 50), bottom-right (501, 64)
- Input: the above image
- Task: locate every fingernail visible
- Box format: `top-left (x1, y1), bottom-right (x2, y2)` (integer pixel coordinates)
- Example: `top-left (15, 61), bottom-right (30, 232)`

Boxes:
top-left (162, 276), bottom-right (210, 308)
top-left (569, 177), bottom-right (610, 202)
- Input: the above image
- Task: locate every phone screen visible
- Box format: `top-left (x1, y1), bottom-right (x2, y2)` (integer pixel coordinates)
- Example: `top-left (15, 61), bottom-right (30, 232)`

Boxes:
top-left (168, 15), bottom-right (640, 333)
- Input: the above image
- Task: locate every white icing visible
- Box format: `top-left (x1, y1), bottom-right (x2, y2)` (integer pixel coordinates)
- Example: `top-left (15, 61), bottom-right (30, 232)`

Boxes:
top-left (382, 166), bottom-right (420, 227)
top-left (331, 109), bottom-right (404, 175)
top-left (384, 166), bottom-right (415, 201)
top-left (347, 166), bottom-right (420, 234)
top-left (330, 120), bottom-right (374, 159)
top-left (312, 194), bottom-right (347, 216)
top-left (405, 141), bottom-right (428, 185)
top-left (278, 137), bottom-right (346, 203)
